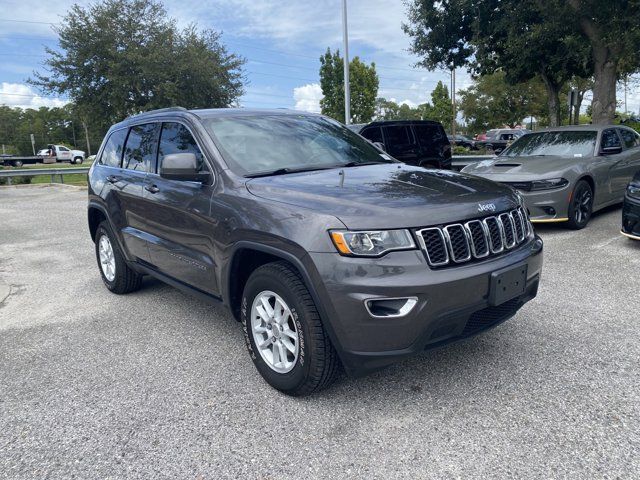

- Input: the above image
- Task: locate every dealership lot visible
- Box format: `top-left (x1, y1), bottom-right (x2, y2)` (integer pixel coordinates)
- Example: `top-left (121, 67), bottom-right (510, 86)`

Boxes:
top-left (1, 185), bottom-right (639, 478)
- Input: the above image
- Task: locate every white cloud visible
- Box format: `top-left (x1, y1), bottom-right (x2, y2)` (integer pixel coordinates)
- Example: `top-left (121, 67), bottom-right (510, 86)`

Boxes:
top-left (293, 83), bottom-right (323, 113)
top-left (0, 83), bottom-right (67, 109)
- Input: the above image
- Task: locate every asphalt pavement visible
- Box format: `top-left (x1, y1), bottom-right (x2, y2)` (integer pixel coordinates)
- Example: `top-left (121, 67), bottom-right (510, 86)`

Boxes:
top-left (1, 185), bottom-right (638, 479)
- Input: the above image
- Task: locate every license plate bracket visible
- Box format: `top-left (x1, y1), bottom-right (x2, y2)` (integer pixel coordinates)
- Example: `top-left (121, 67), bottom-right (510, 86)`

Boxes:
top-left (489, 263), bottom-right (528, 306)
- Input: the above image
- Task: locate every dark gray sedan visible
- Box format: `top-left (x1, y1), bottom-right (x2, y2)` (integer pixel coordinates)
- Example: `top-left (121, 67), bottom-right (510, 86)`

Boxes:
top-left (462, 125), bottom-right (640, 229)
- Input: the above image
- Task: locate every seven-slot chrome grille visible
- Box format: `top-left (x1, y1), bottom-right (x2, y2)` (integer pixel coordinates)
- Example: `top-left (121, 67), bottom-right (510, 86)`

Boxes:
top-left (416, 207), bottom-right (532, 268)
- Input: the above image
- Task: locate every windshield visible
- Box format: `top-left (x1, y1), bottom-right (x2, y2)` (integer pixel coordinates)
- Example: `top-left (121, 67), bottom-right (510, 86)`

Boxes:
top-left (502, 130), bottom-right (597, 157)
top-left (203, 114), bottom-right (393, 176)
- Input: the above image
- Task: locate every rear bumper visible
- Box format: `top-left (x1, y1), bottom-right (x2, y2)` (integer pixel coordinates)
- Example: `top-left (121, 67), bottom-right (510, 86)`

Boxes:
top-left (622, 195), bottom-right (640, 238)
top-left (307, 236), bottom-right (543, 376)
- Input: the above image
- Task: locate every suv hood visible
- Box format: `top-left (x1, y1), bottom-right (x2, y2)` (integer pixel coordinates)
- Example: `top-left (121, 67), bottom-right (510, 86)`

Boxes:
top-left (246, 164), bottom-right (519, 229)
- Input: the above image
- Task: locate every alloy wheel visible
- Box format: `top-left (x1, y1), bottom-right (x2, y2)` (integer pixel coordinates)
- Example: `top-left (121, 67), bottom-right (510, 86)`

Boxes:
top-left (98, 234), bottom-right (116, 282)
top-left (250, 290), bottom-right (300, 374)
top-left (573, 186), bottom-right (593, 225)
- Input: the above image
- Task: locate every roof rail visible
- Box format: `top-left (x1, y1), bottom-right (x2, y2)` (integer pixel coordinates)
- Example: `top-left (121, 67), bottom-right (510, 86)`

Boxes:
top-left (125, 106), bottom-right (188, 121)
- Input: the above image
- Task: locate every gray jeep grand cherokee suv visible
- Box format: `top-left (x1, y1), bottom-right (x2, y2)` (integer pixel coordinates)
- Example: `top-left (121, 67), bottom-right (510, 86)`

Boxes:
top-left (88, 107), bottom-right (544, 396)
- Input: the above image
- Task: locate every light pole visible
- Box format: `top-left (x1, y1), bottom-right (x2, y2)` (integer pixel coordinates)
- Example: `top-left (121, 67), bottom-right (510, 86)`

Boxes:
top-left (342, 0), bottom-right (351, 125)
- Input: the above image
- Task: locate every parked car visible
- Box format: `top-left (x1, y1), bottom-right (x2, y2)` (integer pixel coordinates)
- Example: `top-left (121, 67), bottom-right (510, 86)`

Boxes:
top-left (356, 120), bottom-right (452, 169)
top-left (448, 134), bottom-right (477, 150)
top-left (476, 129), bottom-right (530, 154)
top-left (88, 107), bottom-right (543, 395)
top-left (621, 170), bottom-right (640, 240)
top-left (463, 125), bottom-right (640, 229)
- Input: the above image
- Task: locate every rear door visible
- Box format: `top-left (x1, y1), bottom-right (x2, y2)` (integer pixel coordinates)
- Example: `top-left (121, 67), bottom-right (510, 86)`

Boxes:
top-left (381, 124), bottom-right (419, 164)
top-left (141, 121), bottom-right (218, 295)
top-left (412, 122), bottom-right (450, 167)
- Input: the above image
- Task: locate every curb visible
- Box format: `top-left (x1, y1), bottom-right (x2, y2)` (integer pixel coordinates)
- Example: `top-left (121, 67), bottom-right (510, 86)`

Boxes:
top-left (0, 183), bottom-right (87, 191)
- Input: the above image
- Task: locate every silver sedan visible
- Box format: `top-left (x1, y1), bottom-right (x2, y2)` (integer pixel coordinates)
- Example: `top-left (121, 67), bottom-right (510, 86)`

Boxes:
top-left (462, 125), bottom-right (640, 229)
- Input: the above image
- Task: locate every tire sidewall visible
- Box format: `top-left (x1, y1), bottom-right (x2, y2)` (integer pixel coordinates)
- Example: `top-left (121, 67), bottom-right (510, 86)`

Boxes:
top-left (568, 180), bottom-right (593, 229)
top-left (241, 271), bottom-right (311, 392)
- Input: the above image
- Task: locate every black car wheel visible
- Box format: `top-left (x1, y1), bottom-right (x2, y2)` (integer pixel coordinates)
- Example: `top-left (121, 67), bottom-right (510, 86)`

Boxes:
top-left (567, 180), bottom-right (594, 230)
top-left (242, 261), bottom-right (340, 396)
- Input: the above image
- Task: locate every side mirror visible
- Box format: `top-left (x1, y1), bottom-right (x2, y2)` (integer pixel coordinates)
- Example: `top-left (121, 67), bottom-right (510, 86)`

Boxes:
top-left (601, 145), bottom-right (623, 155)
top-left (372, 141), bottom-right (386, 152)
top-left (160, 153), bottom-right (211, 183)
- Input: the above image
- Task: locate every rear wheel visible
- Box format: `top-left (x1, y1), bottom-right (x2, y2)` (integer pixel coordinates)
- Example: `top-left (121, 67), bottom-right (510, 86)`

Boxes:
top-left (242, 261), bottom-right (340, 396)
top-left (12, 160), bottom-right (23, 168)
top-left (567, 180), bottom-right (594, 230)
top-left (94, 221), bottom-right (143, 293)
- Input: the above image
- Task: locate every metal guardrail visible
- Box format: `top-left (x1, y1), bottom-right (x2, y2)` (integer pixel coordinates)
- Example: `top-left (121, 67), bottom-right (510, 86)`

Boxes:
top-left (0, 167), bottom-right (90, 185)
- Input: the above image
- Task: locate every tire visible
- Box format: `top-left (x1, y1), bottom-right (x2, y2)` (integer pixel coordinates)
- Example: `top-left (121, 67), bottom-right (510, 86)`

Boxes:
top-left (242, 261), bottom-right (340, 396)
top-left (94, 221), bottom-right (143, 294)
top-left (12, 160), bottom-right (23, 168)
top-left (73, 156), bottom-right (84, 164)
top-left (566, 180), bottom-right (594, 230)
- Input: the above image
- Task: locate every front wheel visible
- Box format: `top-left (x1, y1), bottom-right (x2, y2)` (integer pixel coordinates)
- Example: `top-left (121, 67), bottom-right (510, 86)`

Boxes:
top-left (566, 180), bottom-right (594, 230)
top-left (242, 261), bottom-right (340, 396)
top-left (73, 156), bottom-right (84, 164)
top-left (12, 160), bottom-right (23, 168)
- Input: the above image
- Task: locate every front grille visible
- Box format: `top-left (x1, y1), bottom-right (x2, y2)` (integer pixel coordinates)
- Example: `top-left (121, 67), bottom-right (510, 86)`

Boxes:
top-left (462, 298), bottom-right (522, 337)
top-left (416, 207), bottom-right (532, 268)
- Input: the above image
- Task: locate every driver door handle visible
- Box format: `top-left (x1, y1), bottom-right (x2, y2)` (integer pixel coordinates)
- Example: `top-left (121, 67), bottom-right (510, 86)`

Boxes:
top-left (145, 184), bottom-right (160, 194)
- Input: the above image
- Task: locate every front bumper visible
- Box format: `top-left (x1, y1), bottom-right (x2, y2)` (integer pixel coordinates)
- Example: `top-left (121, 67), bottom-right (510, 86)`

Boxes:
top-left (518, 185), bottom-right (572, 223)
top-left (622, 194), bottom-right (640, 239)
top-left (307, 236), bottom-right (543, 376)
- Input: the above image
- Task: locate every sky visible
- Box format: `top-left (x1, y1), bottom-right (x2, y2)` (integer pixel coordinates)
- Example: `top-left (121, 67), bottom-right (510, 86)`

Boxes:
top-left (0, 0), bottom-right (474, 113)
top-left (0, 0), bottom-right (638, 117)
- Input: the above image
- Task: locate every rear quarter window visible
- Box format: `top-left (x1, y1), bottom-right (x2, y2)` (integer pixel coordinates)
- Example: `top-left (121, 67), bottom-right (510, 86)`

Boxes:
top-left (412, 123), bottom-right (448, 155)
top-left (98, 129), bottom-right (127, 168)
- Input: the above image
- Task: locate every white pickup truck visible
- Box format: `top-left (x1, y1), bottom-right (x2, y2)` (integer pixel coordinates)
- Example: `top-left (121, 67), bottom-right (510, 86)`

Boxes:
top-left (2, 144), bottom-right (86, 167)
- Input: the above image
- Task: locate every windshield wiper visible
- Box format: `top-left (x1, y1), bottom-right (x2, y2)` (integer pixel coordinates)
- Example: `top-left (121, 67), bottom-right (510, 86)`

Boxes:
top-left (244, 166), bottom-right (335, 178)
top-left (340, 160), bottom-right (395, 167)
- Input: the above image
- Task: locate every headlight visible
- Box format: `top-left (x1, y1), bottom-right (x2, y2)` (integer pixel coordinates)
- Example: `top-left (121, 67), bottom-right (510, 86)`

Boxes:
top-left (627, 184), bottom-right (640, 199)
top-left (530, 178), bottom-right (569, 191)
top-left (330, 229), bottom-right (415, 256)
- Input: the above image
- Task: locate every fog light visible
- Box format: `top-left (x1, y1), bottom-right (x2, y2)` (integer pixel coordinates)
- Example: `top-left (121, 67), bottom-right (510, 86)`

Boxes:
top-left (541, 206), bottom-right (556, 216)
top-left (365, 297), bottom-right (418, 318)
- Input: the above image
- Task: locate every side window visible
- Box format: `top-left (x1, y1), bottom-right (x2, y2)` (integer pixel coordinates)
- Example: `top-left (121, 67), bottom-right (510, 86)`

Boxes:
top-left (98, 129), bottom-right (127, 168)
top-left (619, 128), bottom-right (640, 149)
top-left (360, 127), bottom-right (383, 144)
top-left (601, 129), bottom-right (622, 149)
top-left (158, 122), bottom-right (206, 173)
top-left (123, 123), bottom-right (159, 172)
top-left (58, 146), bottom-right (69, 152)
top-left (383, 125), bottom-right (413, 146)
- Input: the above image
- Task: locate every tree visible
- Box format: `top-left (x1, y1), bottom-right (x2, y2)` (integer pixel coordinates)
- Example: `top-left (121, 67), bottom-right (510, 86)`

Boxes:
top-left (403, 0), bottom-right (591, 127)
top-left (567, 1), bottom-right (640, 124)
top-left (319, 48), bottom-right (379, 123)
top-left (30, 0), bottom-right (245, 133)
top-left (423, 81), bottom-right (453, 128)
top-left (458, 72), bottom-right (547, 133)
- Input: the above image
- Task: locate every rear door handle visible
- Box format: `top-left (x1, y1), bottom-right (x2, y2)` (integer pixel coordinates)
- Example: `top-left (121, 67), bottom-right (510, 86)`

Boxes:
top-left (145, 184), bottom-right (160, 194)
top-left (106, 175), bottom-right (119, 184)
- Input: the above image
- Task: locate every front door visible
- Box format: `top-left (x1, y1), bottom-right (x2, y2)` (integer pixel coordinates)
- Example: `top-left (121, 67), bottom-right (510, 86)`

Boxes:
top-left (600, 128), bottom-right (630, 199)
top-left (141, 122), bottom-right (219, 296)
